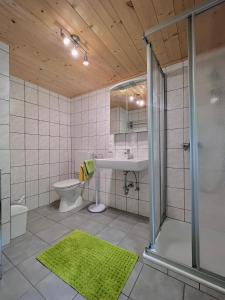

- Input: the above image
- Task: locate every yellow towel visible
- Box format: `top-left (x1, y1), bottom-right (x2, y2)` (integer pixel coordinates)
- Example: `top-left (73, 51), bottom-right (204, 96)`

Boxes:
top-left (79, 164), bottom-right (88, 182)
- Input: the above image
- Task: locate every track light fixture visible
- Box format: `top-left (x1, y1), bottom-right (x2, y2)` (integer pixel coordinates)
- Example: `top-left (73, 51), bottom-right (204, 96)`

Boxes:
top-left (83, 52), bottom-right (89, 66)
top-left (60, 28), bottom-right (89, 66)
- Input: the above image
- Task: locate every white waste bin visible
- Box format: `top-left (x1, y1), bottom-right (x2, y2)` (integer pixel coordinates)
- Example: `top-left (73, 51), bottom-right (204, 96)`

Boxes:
top-left (11, 205), bottom-right (28, 239)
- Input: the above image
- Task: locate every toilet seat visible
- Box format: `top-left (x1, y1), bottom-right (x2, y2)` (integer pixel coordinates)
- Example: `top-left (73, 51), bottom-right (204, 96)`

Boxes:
top-left (53, 179), bottom-right (80, 189)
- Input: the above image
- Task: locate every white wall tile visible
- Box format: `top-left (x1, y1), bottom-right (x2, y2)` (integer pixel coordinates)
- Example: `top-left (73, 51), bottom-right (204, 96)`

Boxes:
top-left (39, 150), bottom-right (49, 164)
top-left (1, 174), bottom-right (10, 199)
top-left (0, 49), bottom-right (9, 76)
top-left (39, 120), bottom-right (49, 136)
top-left (39, 164), bottom-right (49, 179)
top-left (167, 206), bottom-right (184, 221)
top-left (39, 106), bottom-right (49, 121)
top-left (167, 88), bottom-right (183, 110)
top-left (10, 150), bottom-right (25, 167)
top-left (25, 134), bottom-right (38, 149)
top-left (10, 99), bottom-right (24, 117)
top-left (39, 135), bottom-right (49, 149)
top-left (39, 178), bottom-right (50, 193)
top-left (0, 100), bottom-right (9, 124)
top-left (11, 182), bottom-right (25, 202)
top-left (0, 75), bottom-right (9, 100)
top-left (167, 187), bottom-right (184, 209)
top-left (10, 116), bottom-right (24, 133)
top-left (25, 102), bottom-right (38, 119)
top-left (11, 166), bottom-right (25, 184)
top-left (26, 195), bottom-right (38, 210)
top-left (0, 150), bottom-right (10, 173)
top-left (0, 125), bottom-right (9, 149)
top-left (39, 91), bottom-right (50, 107)
top-left (139, 200), bottom-right (149, 217)
top-left (26, 149), bottom-right (38, 165)
top-left (10, 81), bottom-right (24, 100)
top-left (2, 222), bottom-right (10, 246)
top-left (26, 165), bottom-right (38, 181)
top-left (167, 168), bottom-right (184, 189)
top-left (26, 180), bottom-right (38, 197)
top-left (25, 86), bottom-right (38, 104)
top-left (39, 192), bottom-right (49, 206)
top-left (1, 198), bottom-right (10, 224)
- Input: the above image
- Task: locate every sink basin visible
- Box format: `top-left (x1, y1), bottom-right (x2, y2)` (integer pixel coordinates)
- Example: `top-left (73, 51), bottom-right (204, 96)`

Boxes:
top-left (95, 158), bottom-right (148, 171)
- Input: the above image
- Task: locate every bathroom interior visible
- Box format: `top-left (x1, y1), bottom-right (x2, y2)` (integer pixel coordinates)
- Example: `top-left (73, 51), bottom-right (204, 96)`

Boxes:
top-left (0, 0), bottom-right (225, 299)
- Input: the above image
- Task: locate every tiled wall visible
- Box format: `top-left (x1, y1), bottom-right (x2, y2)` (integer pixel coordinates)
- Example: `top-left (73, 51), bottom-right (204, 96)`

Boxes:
top-left (165, 61), bottom-right (191, 223)
top-left (71, 62), bottom-right (190, 221)
top-left (0, 42), bottom-right (10, 246)
top-left (9, 76), bottom-right (72, 211)
top-left (71, 89), bottom-right (149, 217)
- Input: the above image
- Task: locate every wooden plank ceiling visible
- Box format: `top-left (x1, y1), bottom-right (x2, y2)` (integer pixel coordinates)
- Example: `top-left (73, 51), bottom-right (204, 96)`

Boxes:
top-left (0, 0), bottom-right (206, 97)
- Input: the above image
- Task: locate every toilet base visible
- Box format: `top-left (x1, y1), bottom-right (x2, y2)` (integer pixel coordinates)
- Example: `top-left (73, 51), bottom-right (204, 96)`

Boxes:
top-left (59, 195), bottom-right (83, 212)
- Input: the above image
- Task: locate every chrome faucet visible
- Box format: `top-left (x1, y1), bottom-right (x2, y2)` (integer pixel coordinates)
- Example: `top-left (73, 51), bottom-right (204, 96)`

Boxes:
top-left (124, 149), bottom-right (133, 160)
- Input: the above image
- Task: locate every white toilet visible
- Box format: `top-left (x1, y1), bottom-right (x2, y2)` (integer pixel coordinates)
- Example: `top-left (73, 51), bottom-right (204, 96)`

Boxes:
top-left (53, 179), bottom-right (84, 212)
top-left (53, 151), bottom-right (91, 212)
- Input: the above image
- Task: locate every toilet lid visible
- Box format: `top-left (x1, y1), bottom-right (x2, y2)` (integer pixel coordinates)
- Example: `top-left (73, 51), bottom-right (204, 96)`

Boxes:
top-left (53, 179), bottom-right (80, 188)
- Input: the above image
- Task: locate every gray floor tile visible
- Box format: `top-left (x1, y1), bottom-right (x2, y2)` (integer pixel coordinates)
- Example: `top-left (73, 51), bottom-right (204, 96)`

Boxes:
top-left (27, 211), bottom-right (42, 223)
top-left (46, 210), bottom-right (76, 222)
top-left (0, 267), bottom-right (32, 300)
top-left (184, 285), bottom-right (215, 300)
top-left (78, 220), bottom-right (105, 235)
top-left (2, 253), bottom-right (14, 273)
top-left (27, 216), bottom-right (56, 234)
top-left (60, 214), bottom-right (87, 229)
top-left (117, 213), bottom-right (139, 225)
top-left (129, 222), bottom-right (149, 240)
top-left (18, 287), bottom-right (45, 300)
top-left (3, 235), bottom-right (48, 265)
top-left (36, 222), bottom-right (70, 243)
top-left (102, 207), bottom-right (122, 219)
top-left (89, 213), bottom-right (114, 225)
top-left (109, 218), bottom-right (135, 233)
top-left (96, 226), bottom-right (127, 245)
top-left (123, 261), bottom-right (143, 296)
top-left (8, 231), bottom-right (33, 247)
top-left (36, 273), bottom-right (77, 300)
top-left (119, 233), bottom-right (148, 259)
top-left (130, 265), bottom-right (184, 300)
top-left (34, 205), bottom-right (57, 217)
top-left (17, 255), bottom-right (50, 285)
top-left (49, 231), bottom-right (73, 245)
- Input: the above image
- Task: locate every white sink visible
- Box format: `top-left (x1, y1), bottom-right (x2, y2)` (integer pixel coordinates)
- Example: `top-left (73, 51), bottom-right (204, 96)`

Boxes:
top-left (95, 158), bottom-right (148, 171)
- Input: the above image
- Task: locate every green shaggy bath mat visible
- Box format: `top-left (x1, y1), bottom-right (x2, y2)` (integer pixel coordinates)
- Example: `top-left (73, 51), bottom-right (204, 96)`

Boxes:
top-left (37, 230), bottom-right (138, 300)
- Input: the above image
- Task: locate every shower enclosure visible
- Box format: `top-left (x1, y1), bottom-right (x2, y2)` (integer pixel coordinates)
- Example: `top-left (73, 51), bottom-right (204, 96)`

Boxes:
top-left (145, 0), bottom-right (225, 292)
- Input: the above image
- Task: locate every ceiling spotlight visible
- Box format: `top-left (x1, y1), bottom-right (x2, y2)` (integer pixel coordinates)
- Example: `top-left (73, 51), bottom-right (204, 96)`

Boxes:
top-left (129, 96), bottom-right (134, 102)
top-left (71, 47), bottom-right (79, 58)
top-left (136, 100), bottom-right (140, 105)
top-left (63, 36), bottom-right (71, 46)
top-left (83, 52), bottom-right (89, 66)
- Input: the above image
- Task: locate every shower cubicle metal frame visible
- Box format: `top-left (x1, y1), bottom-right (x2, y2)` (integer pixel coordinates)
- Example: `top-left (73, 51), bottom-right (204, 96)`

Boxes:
top-left (0, 169), bottom-right (2, 280)
top-left (144, 0), bottom-right (225, 292)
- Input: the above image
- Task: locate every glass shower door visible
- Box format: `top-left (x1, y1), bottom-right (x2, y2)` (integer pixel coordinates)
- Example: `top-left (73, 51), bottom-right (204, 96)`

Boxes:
top-left (195, 2), bottom-right (225, 277)
top-left (0, 169), bottom-right (2, 279)
top-left (147, 45), bottom-right (166, 245)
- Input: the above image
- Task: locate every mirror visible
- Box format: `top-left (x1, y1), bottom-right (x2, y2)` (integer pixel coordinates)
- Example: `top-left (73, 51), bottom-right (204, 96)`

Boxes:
top-left (110, 76), bottom-right (147, 134)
